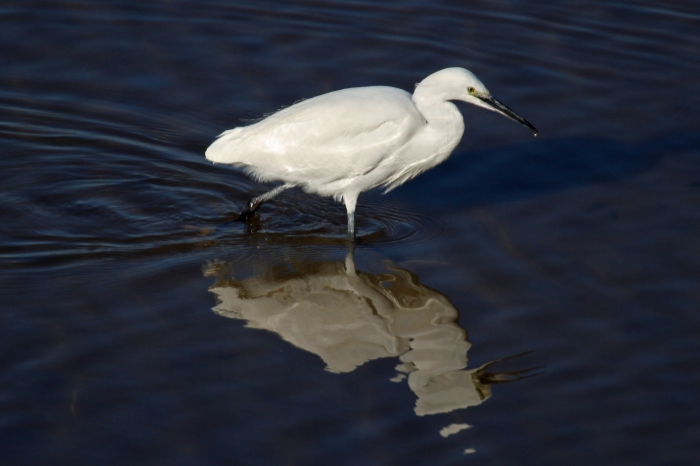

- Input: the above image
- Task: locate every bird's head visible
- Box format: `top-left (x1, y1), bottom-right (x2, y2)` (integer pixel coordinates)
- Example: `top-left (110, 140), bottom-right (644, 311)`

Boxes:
top-left (416, 67), bottom-right (538, 135)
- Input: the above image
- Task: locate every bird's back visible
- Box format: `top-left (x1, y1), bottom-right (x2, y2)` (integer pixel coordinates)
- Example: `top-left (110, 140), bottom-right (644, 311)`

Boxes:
top-left (205, 86), bottom-right (426, 188)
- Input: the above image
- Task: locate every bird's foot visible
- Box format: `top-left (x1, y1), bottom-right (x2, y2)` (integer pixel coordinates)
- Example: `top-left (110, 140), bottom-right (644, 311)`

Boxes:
top-left (235, 199), bottom-right (263, 222)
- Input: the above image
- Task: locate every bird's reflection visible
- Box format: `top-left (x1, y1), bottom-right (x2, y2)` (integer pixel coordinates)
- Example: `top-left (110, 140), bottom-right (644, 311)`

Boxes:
top-left (204, 249), bottom-right (538, 417)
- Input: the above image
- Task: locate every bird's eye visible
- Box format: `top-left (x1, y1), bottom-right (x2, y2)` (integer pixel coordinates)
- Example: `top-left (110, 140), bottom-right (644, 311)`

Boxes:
top-left (467, 86), bottom-right (476, 94)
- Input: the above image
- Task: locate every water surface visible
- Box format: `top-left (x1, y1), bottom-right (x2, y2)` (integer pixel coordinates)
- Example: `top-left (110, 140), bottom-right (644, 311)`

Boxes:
top-left (1, 1), bottom-right (699, 464)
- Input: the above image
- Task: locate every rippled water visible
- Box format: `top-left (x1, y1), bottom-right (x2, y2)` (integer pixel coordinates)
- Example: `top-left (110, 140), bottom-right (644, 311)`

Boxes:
top-left (2, 1), bottom-right (699, 464)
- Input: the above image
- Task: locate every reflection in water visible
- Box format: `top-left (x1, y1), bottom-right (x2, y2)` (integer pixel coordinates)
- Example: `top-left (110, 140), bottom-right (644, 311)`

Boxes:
top-left (204, 250), bottom-right (538, 418)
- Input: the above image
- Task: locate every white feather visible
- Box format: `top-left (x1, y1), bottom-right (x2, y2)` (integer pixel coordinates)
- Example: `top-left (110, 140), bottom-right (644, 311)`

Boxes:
top-left (205, 67), bottom-right (537, 238)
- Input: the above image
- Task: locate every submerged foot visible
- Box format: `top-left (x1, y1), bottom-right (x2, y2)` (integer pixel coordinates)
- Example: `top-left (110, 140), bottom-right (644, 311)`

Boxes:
top-left (235, 199), bottom-right (263, 222)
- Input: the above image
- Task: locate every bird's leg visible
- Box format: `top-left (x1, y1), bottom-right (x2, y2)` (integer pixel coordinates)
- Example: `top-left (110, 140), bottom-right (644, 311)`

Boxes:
top-left (347, 211), bottom-right (356, 242)
top-left (343, 191), bottom-right (361, 244)
top-left (236, 199), bottom-right (263, 222)
top-left (236, 184), bottom-right (293, 222)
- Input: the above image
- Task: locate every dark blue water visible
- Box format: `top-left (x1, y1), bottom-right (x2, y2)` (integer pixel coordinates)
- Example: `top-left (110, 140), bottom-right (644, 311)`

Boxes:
top-left (1, 1), bottom-right (699, 464)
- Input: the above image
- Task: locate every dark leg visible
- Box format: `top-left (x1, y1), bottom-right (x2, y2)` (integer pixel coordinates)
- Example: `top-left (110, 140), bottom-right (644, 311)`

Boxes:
top-left (235, 184), bottom-right (294, 222)
top-left (235, 198), bottom-right (263, 222)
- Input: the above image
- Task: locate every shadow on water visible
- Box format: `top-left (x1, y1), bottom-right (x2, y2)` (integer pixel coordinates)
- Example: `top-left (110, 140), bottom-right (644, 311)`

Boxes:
top-left (203, 246), bottom-right (542, 428)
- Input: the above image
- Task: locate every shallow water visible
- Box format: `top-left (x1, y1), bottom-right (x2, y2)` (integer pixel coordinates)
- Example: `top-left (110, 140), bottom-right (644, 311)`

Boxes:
top-left (1, 1), bottom-right (700, 464)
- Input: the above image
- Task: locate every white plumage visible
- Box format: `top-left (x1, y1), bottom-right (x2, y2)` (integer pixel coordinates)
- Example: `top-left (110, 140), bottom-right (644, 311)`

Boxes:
top-left (206, 67), bottom-right (537, 240)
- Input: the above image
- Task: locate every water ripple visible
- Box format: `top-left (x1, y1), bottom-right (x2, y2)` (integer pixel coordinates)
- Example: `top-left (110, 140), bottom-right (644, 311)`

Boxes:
top-left (0, 91), bottom-right (449, 268)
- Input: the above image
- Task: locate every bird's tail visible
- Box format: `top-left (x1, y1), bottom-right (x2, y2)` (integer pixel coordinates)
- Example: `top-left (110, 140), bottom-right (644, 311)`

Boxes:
top-left (205, 127), bottom-right (246, 163)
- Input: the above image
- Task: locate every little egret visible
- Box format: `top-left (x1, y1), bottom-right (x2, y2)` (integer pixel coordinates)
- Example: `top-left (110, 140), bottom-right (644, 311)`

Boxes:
top-left (206, 67), bottom-right (537, 241)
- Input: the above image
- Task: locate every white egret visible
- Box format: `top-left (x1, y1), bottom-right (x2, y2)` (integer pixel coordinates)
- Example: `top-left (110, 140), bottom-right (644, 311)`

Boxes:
top-left (206, 67), bottom-right (537, 241)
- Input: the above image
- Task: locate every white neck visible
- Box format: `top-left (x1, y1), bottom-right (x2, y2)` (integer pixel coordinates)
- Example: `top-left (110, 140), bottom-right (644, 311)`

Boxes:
top-left (412, 85), bottom-right (465, 154)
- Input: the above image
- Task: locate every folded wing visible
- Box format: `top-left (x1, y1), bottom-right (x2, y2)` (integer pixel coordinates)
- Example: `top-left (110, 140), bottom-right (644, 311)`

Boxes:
top-left (205, 87), bottom-right (426, 186)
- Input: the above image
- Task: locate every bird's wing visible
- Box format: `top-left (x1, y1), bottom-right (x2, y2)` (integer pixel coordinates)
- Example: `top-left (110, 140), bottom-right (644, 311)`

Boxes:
top-left (206, 87), bottom-right (426, 185)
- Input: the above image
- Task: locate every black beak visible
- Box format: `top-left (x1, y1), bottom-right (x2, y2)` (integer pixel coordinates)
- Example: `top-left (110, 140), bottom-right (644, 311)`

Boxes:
top-left (477, 94), bottom-right (538, 135)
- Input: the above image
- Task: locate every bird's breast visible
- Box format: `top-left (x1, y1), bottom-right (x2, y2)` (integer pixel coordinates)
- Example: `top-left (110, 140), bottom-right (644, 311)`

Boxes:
top-left (373, 113), bottom-right (464, 191)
